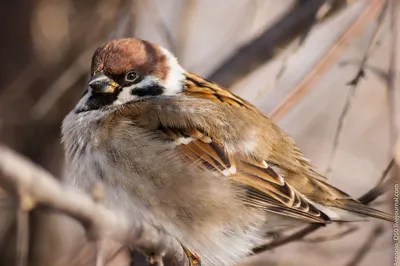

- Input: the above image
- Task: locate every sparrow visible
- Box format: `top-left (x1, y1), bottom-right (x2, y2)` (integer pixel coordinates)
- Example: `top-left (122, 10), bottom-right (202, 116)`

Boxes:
top-left (61, 38), bottom-right (393, 266)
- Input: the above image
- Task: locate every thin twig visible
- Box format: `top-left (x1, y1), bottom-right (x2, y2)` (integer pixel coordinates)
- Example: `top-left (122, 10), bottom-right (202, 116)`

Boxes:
top-left (386, 0), bottom-right (398, 147)
top-left (269, 0), bottom-right (382, 120)
top-left (376, 157), bottom-right (394, 185)
top-left (324, 0), bottom-right (389, 177)
top-left (95, 240), bottom-right (107, 266)
top-left (344, 225), bottom-right (384, 266)
top-left (275, 0), bottom-right (354, 82)
top-left (357, 163), bottom-right (395, 204)
top-left (208, 0), bottom-right (370, 88)
top-left (16, 208), bottom-right (29, 266)
top-left (252, 224), bottom-right (321, 253)
top-left (324, 84), bottom-right (357, 177)
top-left (302, 224), bottom-right (358, 243)
top-left (207, 0), bottom-right (328, 86)
top-left (93, 182), bottom-right (107, 266)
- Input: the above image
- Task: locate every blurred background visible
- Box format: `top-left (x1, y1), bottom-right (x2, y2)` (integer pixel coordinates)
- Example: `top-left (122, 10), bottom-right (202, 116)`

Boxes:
top-left (0, 0), bottom-right (397, 265)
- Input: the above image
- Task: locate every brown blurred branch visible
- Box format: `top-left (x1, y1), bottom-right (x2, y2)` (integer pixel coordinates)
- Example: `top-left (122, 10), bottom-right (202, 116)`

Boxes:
top-left (252, 224), bottom-right (321, 253)
top-left (386, 0), bottom-right (398, 146)
top-left (344, 225), bottom-right (384, 266)
top-left (0, 144), bottom-right (189, 266)
top-left (16, 208), bottom-right (29, 266)
top-left (358, 158), bottom-right (394, 204)
top-left (302, 224), bottom-right (358, 243)
top-left (269, 0), bottom-right (382, 121)
top-left (276, 0), bottom-right (355, 81)
top-left (208, 0), bottom-right (353, 87)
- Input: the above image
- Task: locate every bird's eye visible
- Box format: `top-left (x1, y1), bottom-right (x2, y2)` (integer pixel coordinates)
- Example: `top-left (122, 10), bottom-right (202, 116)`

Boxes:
top-left (125, 71), bottom-right (139, 83)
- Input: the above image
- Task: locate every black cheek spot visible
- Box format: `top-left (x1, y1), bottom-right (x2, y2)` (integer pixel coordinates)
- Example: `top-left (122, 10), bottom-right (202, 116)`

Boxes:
top-left (131, 85), bottom-right (164, 97)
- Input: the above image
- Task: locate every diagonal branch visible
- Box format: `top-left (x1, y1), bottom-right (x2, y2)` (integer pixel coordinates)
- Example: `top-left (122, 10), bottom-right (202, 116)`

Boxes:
top-left (207, 0), bottom-right (327, 86)
top-left (275, 0), bottom-right (355, 82)
top-left (208, 0), bottom-right (357, 87)
top-left (324, 0), bottom-right (389, 177)
top-left (344, 225), bottom-right (384, 266)
top-left (0, 144), bottom-right (189, 266)
top-left (386, 0), bottom-right (398, 147)
top-left (269, 0), bottom-right (382, 121)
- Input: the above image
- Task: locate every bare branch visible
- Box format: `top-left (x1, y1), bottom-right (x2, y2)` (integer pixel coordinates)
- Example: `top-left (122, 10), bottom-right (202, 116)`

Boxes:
top-left (357, 159), bottom-right (395, 204)
top-left (0, 144), bottom-right (189, 266)
top-left (269, 0), bottom-right (383, 121)
top-left (16, 208), bottom-right (29, 266)
top-left (275, 0), bottom-right (355, 82)
top-left (344, 225), bottom-right (384, 266)
top-left (386, 0), bottom-right (398, 147)
top-left (324, 0), bottom-right (389, 177)
top-left (208, 0), bottom-right (360, 88)
top-left (95, 240), bottom-right (107, 266)
top-left (302, 224), bottom-right (358, 243)
top-left (207, 0), bottom-right (326, 87)
top-left (252, 224), bottom-right (321, 253)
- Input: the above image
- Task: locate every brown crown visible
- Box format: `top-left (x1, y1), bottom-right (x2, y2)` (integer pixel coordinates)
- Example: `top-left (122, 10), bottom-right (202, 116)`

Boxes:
top-left (91, 38), bottom-right (169, 81)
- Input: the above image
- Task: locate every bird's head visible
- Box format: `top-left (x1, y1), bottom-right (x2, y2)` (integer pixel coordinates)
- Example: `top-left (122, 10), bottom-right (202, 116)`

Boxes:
top-left (76, 38), bottom-right (185, 112)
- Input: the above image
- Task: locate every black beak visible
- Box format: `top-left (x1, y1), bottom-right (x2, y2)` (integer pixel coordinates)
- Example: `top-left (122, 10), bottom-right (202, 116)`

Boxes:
top-left (88, 72), bottom-right (119, 93)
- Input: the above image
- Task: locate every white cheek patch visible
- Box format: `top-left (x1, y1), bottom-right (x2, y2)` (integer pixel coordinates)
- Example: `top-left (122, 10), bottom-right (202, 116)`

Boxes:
top-left (113, 76), bottom-right (159, 106)
top-left (113, 87), bottom-right (138, 106)
top-left (159, 47), bottom-right (185, 95)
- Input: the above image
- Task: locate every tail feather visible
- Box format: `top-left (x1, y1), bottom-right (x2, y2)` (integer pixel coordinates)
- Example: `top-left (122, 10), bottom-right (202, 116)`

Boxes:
top-left (325, 199), bottom-right (393, 222)
top-left (306, 178), bottom-right (393, 222)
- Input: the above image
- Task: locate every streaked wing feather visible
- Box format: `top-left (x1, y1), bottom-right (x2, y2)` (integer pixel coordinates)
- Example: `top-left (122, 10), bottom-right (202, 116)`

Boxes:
top-left (184, 72), bottom-right (258, 112)
top-left (162, 125), bottom-right (331, 224)
top-left (151, 72), bottom-right (332, 223)
top-left (245, 187), bottom-right (329, 222)
top-left (183, 72), bottom-right (328, 183)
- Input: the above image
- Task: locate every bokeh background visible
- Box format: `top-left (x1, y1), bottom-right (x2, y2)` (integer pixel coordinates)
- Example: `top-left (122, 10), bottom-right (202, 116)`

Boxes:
top-left (0, 0), bottom-right (397, 265)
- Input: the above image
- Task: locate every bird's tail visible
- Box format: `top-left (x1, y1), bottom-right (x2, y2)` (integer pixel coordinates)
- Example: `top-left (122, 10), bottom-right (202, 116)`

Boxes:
top-left (322, 199), bottom-right (393, 222)
top-left (305, 178), bottom-right (394, 222)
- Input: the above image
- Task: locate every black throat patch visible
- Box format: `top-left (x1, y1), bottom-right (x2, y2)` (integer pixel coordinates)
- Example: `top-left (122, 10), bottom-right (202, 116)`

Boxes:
top-left (75, 92), bottom-right (119, 113)
top-left (131, 84), bottom-right (164, 97)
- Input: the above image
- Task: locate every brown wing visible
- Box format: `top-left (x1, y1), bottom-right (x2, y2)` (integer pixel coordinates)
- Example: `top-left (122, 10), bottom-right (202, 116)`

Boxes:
top-left (160, 125), bottom-right (331, 224)
top-left (117, 72), bottom-right (390, 223)
top-left (180, 73), bottom-right (392, 223)
top-left (184, 72), bottom-right (328, 178)
top-left (183, 72), bottom-right (259, 112)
